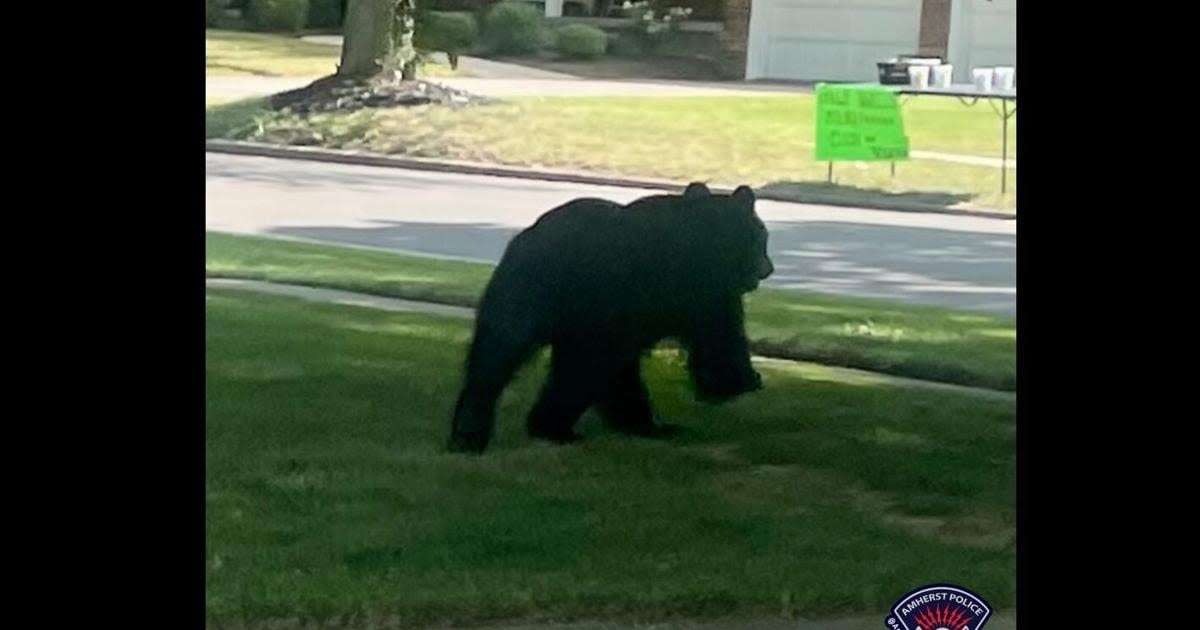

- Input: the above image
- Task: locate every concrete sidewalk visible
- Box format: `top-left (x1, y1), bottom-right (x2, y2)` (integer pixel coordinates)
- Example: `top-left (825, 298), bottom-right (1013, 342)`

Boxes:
top-left (206, 76), bottom-right (314, 102)
top-left (302, 37), bottom-right (581, 80)
top-left (205, 73), bottom-right (808, 101)
top-left (300, 36), bottom-right (801, 87)
top-left (206, 278), bottom-right (1015, 400)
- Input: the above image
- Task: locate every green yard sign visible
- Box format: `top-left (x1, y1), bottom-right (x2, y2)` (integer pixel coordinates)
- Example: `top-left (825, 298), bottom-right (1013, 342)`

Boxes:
top-left (815, 83), bottom-right (910, 161)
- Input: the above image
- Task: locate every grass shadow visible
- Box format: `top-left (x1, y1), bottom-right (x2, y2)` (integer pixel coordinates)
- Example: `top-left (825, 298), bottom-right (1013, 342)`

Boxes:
top-left (760, 181), bottom-right (978, 213)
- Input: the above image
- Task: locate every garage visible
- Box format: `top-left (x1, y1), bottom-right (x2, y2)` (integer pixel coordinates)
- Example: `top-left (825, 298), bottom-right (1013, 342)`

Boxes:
top-left (744, 0), bottom-right (923, 82)
top-left (947, 0), bottom-right (1017, 83)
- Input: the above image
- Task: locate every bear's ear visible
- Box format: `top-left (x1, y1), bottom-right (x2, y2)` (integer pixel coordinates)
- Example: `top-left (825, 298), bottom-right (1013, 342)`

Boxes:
top-left (732, 185), bottom-right (756, 211)
top-left (683, 182), bottom-right (711, 198)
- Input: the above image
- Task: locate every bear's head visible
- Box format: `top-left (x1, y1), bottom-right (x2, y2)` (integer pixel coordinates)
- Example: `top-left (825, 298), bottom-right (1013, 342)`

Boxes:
top-left (681, 183), bottom-right (774, 293)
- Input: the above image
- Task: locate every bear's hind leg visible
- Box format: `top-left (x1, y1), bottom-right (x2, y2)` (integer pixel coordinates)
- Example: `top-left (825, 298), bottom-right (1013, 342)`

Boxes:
top-left (449, 325), bottom-right (535, 454)
top-left (527, 347), bottom-right (594, 445)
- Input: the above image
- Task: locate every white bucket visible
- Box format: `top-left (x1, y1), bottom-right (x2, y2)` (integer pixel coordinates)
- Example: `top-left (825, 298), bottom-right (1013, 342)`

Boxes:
top-left (931, 64), bottom-right (953, 88)
top-left (972, 68), bottom-right (994, 92)
top-left (992, 66), bottom-right (1015, 91)
top-left (908, 65), bottom-right (931, 89)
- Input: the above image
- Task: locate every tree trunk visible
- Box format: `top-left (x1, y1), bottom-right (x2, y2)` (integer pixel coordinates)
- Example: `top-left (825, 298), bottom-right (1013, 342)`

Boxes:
top-left (395, 0), bottom-right (418, 81)
top-left (338, 0), bottom-right (393, 78)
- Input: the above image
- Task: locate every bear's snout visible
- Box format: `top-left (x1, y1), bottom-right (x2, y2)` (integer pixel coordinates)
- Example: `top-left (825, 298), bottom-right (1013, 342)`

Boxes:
top-left (758, 257), bottom-right (775, 280)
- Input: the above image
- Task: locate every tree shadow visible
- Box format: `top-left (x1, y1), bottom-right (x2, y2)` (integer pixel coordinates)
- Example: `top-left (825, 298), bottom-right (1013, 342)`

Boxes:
top-left (206, 290), bottom-right (1016, 597)
top-left (760, 181), bottom-right (978, 213)
top-left (205, 62), bottom-right (281, 78)
top-left (478, 53), bottom-right (726, 82)
top-left (762, 220), bottom-right (1014, 314)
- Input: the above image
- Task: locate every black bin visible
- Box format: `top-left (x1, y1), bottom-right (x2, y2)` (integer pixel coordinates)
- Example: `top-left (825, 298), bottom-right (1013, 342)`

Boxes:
top-left (876, 55), bottom-right (942, 85)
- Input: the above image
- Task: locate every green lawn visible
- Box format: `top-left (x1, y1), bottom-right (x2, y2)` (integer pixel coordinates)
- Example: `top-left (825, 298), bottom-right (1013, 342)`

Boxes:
top-left (205, 94), bottom-right (1016, 211)
top-left (206, 29), bottom-right (462, 78)
top-left (207, 29), bottom-right (342, 77)
top-left (206, 288), bottom-right (1015, 625)
top-left (206, 233), bottom-right (1016, 391)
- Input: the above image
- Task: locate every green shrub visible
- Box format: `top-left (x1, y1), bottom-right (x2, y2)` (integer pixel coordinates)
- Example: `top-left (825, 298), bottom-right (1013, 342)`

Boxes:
top-left (606, 30), bottom-right (643, 57)
top-left (305, 0), bottom-right (343, 28)
top-left (556, 23), bottom-right (606, 59)
top-left (416, 11), bottom-right (479, 55)
top-left (483, 1), bottom-right (545, 55)
top-left (621, 1), bottom-right (691, 51)
top-left (675, 0), bottom-right (721, 21)
top-left (246, 0), bottom-right (310, 33)
top-left (425, 0), bottom-right (489, 11)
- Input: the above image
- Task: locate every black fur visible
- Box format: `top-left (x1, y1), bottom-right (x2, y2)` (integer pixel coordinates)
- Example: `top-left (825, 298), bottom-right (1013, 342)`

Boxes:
top-left (447, 183), bottom-right (773, 454)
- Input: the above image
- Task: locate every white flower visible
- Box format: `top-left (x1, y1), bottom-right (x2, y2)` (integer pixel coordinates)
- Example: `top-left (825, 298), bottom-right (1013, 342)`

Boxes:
top-left (664, 14), bottom-right (671, 21)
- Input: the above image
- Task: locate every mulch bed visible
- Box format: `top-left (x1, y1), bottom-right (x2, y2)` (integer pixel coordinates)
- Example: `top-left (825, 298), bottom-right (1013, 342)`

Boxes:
top-left (268, 75), bottom-right (498, 114)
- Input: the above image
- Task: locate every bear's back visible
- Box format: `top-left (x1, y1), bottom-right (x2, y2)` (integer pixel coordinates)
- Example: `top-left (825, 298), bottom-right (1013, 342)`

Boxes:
top-left (483, 191), bottom-right (758, 344)
top-left (505, 195), bottom-right (704, 286)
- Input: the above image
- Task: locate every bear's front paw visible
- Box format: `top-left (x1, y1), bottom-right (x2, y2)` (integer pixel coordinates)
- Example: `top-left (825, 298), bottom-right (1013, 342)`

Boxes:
top-left (747, 369), bottom-right (763, 392)
top-left (732, 366), bottom-right (763, 394)
top-left (694, 367), bottom-right (763, 402)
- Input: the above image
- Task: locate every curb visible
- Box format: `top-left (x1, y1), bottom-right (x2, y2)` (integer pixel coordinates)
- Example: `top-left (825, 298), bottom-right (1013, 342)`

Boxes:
top-left (205, 139), bottom-right (1016, 221)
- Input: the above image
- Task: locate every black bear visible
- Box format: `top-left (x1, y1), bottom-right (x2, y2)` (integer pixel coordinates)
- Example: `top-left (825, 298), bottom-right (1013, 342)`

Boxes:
top-left (447, 183), bottom-right (774, 454)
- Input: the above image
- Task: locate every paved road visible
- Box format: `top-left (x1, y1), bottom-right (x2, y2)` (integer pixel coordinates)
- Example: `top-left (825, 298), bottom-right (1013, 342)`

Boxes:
top-left (206, 153), bottom-right (1015, 315)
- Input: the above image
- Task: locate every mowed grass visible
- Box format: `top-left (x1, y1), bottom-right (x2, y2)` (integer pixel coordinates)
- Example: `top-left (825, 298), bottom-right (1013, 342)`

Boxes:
top-left (205, 94), bottom-right (1015, 210)
top-left (205, 233), bottom-right (1016, 391)
top-left (207, 29), bottom-right (342, 77)
top-left (206, 289), bottom-right (1015, 625)
top-left (205, 29), bottom-right (462, 78)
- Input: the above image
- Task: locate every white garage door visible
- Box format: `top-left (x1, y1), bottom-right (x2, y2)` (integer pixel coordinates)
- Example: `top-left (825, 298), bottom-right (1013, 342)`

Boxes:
top-left (745, 0), bottom-right (922, 82)
top-left (947, 0), bottom-right (1017, 83)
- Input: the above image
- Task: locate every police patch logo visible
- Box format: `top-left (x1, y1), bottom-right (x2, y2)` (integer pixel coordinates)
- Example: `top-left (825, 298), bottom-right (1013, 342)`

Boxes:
top-left (884, 584), bottom-right (992, 630)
